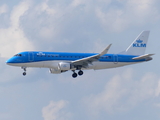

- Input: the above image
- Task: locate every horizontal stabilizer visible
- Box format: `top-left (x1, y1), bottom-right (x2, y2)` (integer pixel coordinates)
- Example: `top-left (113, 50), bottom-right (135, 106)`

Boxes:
top-left (132, 54), bottom-right (154, 60)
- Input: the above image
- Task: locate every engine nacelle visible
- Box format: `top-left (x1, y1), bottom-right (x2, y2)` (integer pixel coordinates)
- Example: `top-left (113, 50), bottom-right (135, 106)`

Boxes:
top-left (49, 68), bottom-right (62, 74)
top-left (58, 62), bottom-right (71, 70)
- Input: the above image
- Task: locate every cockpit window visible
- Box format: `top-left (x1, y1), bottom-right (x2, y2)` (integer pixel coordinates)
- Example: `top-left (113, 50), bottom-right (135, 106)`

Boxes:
top-left (14, 54), bottom-right (22, 57)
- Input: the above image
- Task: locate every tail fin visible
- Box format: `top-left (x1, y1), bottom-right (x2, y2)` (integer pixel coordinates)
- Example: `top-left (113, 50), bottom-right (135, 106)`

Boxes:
top-left (124, 31), bottom-right (150, 55)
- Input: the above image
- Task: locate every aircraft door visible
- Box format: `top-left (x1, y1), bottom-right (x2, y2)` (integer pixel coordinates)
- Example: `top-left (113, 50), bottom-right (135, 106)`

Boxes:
top-left (28, 52), bottom-right (34, 61)
top-left (113, 54), bottom-right (118, 64)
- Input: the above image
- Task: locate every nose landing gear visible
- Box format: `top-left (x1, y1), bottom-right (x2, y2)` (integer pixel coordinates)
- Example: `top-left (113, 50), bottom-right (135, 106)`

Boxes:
top-left (21, 67), bottom-right (27, 76)
top-left (23, 72), bottom-right (26, 76)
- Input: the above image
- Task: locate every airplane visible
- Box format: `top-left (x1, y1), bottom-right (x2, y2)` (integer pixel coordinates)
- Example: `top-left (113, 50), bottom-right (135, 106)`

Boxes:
top-left (6, 31), bottom-right (154, 78)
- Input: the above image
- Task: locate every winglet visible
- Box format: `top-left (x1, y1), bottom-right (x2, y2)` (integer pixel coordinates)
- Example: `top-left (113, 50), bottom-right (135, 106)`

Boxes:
top-left (100, 44), bottom-right (112, 56)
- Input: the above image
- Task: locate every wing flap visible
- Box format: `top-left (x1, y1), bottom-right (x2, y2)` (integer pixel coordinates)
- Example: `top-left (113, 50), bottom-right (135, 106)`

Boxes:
top-left (132, 54), bottom-right (154, 60)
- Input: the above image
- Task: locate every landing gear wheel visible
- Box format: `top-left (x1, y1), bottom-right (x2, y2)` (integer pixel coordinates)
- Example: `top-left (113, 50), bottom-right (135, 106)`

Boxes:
top-left (23, 72), bottom-right (26, 76)
top-left (78, 70), bottom-right (83, 76)
top-left (21, 67), bottom-right (27, 76)
top-left (72, 73), bottom-right (78, 78)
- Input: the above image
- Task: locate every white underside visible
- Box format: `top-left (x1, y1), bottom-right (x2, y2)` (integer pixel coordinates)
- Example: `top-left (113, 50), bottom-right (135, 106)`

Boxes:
top-left (7, 60), bottom-right (143, 70)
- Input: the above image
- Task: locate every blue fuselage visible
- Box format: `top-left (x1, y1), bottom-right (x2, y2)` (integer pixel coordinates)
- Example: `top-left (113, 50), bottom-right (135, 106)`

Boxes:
top-left (6, 51), bottom-right (145, 64)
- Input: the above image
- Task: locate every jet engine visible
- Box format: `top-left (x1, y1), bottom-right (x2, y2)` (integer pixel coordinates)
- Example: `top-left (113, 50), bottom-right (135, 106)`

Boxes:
top-left (58, 62), bottom-right (71, 70)
top-left (49, 68), bottom-right (62, 74)
top-left (49, 62), bottom-right (72, 74)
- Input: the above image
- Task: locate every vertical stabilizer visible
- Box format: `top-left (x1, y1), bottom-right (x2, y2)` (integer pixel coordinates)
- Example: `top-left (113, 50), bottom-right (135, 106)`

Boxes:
top-left (125, 31), bottom-right (150, 55)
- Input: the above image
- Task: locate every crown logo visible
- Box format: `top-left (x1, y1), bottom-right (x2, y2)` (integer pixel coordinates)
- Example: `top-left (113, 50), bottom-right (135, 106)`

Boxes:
top-left (136, 39), bottom-right (143, 43)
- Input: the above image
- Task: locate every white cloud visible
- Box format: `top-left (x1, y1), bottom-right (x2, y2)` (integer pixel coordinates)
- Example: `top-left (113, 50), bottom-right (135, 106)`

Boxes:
top-left (42, 100), bottom-right (71, 120)
top-left (38, 1), bottom-right (56, 15)
top-left (0, 1), bottom-right (34, 58)
top-left (27, 0), bottom-right (66, 40)
top-left (0, 4), bottom-right (8, 14)
top-left (155, 80), bottom-right (160, 97)
top-left (127, 0), bottom-right (154, 14)
top-left (96, 8), bottom-right (128, 32)
top-left (71, 0), bottom-right (88, 7)
top-left (96, 0), bottom-right (160, 32)
top-left (127, 72), bottom-right (158, 106)
top-left (10, 1), bottom-right (29, 28)
top-left (84, 68), bottom-right (160, 116)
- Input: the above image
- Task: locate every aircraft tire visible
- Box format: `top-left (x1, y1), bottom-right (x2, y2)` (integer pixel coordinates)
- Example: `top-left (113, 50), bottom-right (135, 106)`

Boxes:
top-left (23, 72), bottom-right (26, 76)
top-left (78, 70), bottom-right (83, 76)
top-left (72, 73), bottom-right (77, 78)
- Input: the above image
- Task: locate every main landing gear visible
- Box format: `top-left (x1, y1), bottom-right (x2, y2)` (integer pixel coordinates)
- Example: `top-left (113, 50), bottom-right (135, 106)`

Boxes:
top-left (21, 67), bottom-right (27, 76)
top-left (72, 70), bottom-right (84, 78)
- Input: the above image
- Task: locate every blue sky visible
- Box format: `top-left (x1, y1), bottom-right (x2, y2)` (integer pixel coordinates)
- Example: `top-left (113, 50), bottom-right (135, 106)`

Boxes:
top-left (0, 0), bottom-right (160, 120)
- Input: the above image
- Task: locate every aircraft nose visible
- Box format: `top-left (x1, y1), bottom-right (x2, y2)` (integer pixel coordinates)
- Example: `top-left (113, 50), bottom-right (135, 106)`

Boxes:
top-left (6, 58), bottom-right (14, 65)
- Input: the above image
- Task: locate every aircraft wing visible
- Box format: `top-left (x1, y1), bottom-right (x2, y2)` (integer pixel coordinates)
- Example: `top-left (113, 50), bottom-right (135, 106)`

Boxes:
top-left (71, 44), bottom-right (112, 66)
